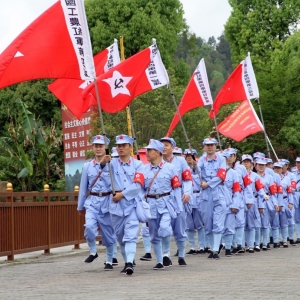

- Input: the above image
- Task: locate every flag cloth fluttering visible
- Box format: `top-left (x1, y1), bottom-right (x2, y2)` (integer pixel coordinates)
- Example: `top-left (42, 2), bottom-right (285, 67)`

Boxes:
top-left (0, 0), bottom-right (95, 89)
top-left (48, 40), bottom-right (120, 119)
top-left (166, 58), bottom-right (213, 136)
top-left (82, 40), bottom-right (169, 113)
top-left (209, 54), bottom-right (259, 118)
top-left (217, 99), bottom-right (264, 142)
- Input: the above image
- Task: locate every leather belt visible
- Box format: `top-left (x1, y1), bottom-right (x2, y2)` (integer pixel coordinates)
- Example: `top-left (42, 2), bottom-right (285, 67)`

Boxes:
top-left (283, 196), bottom-right (288, 199)
top-left (193, 190), bottom-right (200, 193)
top-left (146, 192), bottom-right (171, 199)
top-left (90, 191), bottom-right (112, 197)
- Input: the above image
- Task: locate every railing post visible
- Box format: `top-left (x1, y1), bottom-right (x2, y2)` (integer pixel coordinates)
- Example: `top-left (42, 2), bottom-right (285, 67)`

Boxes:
top-left (74, 186), bottom-right (81, 250)
top-left (44, 184), bottom-right (51, 255)
top-left (7, 183), bottom-right (14, 261)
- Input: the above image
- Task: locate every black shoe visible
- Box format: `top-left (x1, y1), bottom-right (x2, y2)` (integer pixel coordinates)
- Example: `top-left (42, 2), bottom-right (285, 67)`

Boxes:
top-left (262, 245), bottom-right (267, 251)
top-left (104, 263), bottom-right (113, 271)
top-left (273, 243), bottom-right (280, 249)
top-left (238, 247), bottom-right (246, 253)
top-left (213, 253), bottom-right (220, 260)
top-left (204, 247), bottom-right (211, 253)
top-left (85, 253), bottom-right (98, 263)
top-left (186, 249), bottom-right (196, 255)
top-left (231, 248), bottom-right (238, 255)
top-left (178, 257), bottom-right (187, 266)
top-left (163, 256), bottom-right (171, 267)
top-left (254, 246), bottom-right (261, 252)
top-left (120, 263), bottom-right (127, 275)
top-left (153, 263), bottom-right (165, 270)
top-left (174, 249), bottom-right (179, 256)
top-left (207, 252), bottom-right (213, 259)
top-left (249, 248), bottom-right (254, 253)
top-left (280, 241), bottom-right (284, 246)
top-left (218, 244), bottom-right (225, 254)
top-left (267, 243), bottom-right (271, 250)
top-left (269, 237), bottom-right (274, 244)
top-left (283, 242), bottom-right (288, 248)
top-left (287, 237), bottom-right (290, 241)
top-left (225, 249), bottom-right (232, 257)
top-left (125, 262), bottom-right (134, 275)
top-left (104, 258), bottom-right (119, 266)
top-left (140, 253), bottom-right (152, 261)
top-left (296, 238), bottom-right (300, 244)
top-left (197, 249), bottom-right (205, 255)
top-left (289, 239), bottom-right (297, 246)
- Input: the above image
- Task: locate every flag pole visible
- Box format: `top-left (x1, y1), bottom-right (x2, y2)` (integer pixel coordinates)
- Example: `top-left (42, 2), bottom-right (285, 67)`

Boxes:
top-left (168, 84), bottom-right (202, 181)
top-left (127, 106), bottom-right (140, 160)
top-left (120, 36), bottom-right (140, 160)
top-left (266, 135), bottom-right (278, 161)
top-left (93, 79), bottom-right (116, 194)
top-left (255, 98), bottom-right (271, 158)
top-left (211, 108), bottom-right (223, 150)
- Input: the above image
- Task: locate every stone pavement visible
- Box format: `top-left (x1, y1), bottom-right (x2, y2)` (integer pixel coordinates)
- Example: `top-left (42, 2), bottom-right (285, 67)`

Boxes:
top-left (1, 238), bottom-right (300, 300)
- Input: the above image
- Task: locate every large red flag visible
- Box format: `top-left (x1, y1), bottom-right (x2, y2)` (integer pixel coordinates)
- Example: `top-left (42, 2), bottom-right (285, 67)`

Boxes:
top-left (209, 54), bottom-right (259, 118)
top-left (82, 40), bottom-right (169, 113)
top-left (217, 99), bottom-right (264, 142)
top-left (166, 58), bottom-right (213, 136)
top-left (48, 40), bottom-right (120, 119)
top-left (0, 0), bottom-right (95, 89)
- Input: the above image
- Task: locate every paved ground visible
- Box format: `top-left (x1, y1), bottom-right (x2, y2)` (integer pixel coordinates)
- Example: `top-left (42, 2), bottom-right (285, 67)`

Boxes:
top-left (1, 237), bottom-right (300, 300)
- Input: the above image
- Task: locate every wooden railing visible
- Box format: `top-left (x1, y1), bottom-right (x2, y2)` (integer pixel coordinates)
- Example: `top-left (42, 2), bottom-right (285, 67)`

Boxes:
top-left (0, 183), bottom-right (88, 261)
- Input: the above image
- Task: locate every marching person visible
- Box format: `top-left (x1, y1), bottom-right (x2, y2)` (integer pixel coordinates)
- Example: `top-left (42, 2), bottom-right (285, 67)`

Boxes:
top-left (255, 157), bottom-right (278, 250)
top-left (173, 147), bottom-right (183, 157)
top-left (220, 150), bottom-right (241, 257)
top-left (294, 157), bottom-right (300, 243)
top-left (274, 161), bottom-right (294, 248)
top-left (197, 137), bottom-right (227, 260)
top-left (159, 137), bottom-right (193, 267)
top-left (279, 159), bottom-right (297, 245)
top-left (184, 149), bottom-right (206, 255)
top-left (241, 154), bottom-right (266, 253)
top-left (77, 135), bottom-right (117, 271)
top-left (102, 134), bottom-right (145, 275)
top-left (142, 139), bottom-right (182, 270)
top-left (232, 156), bottom-right (254, 254)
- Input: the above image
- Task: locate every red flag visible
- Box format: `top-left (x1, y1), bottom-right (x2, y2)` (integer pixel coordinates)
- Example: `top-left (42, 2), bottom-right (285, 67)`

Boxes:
top-left (82, 41), bottom-right (169, 113)
top-left (166, 58), bottom-right (213, 136)
top-left (0, 1), bottom-right (95, 89)
top-left (209, 54), bottom-right (259, 118)
top-left (217, 99), bottom-right (264, 142)
top-left (48, 40), bottom-right (120, 119)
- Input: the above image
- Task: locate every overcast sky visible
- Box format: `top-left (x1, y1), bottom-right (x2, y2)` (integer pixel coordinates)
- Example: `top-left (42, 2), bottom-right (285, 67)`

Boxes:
top-left (0, 0), bottom-right (232, 53)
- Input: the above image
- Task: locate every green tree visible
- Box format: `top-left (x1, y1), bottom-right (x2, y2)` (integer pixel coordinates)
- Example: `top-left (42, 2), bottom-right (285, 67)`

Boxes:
top-left (225, 0), bottom-right (300, 65)
top-left (0, 99), bottom-right (63, 191)
top-left (85, 0), bottom-right (185, 67)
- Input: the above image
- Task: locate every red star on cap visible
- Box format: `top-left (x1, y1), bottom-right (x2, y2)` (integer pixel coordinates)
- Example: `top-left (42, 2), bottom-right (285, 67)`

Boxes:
top-left (97, 135), bottom-right (101, 139)
top-left (209, 137), bottom-right (212, 140)
top-left (119, 135), bottom-right (123, 139)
